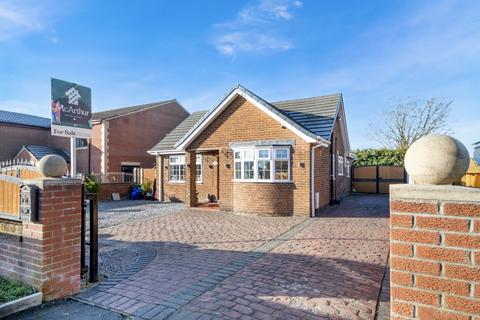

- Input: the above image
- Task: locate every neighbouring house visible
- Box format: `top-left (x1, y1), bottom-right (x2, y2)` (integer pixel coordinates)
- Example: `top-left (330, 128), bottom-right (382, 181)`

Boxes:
top-left (78, 100), bottom-right (189, 180)
top-left (149, 85), bottom-right (353, 217)
top-left (14, 145), bottom-right (70, 164)
top-left (1, 101), bottom-right (189, 181)
top-left (0, 110), bottom-right (69, 162)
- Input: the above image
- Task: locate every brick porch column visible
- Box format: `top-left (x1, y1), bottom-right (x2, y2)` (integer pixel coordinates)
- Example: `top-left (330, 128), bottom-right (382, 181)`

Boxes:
top-left (390, 184), bottom-right (480, 319)
top-left (185, 151), bottom-right (197, 207)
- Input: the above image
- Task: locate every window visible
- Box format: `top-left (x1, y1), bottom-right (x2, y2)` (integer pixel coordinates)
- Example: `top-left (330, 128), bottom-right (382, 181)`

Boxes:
top-left (76, 138), bottom-right (88, 148)
top-left (244, 161), bottom-right (254, 179)
top-left (121, 165), bottom-right (138, 183)
top-left (196, 155), bottom-right (202, 182)
top-left (234, 151), bottom-right (242, 179)
top-left (257, 149), bottom-right (270, 180)
top-left (233, 146), bottom-right (290, 182)
top-left (169, 155), bottom-right (185, 182)
top-left (274, 149), bottom-right (289, 180)
top-left (338, 155), bottom-right (344, 176)
top-left (346, 159), bottom-right (350, 177)
top-left (332, 154), bottom-right (336, 179)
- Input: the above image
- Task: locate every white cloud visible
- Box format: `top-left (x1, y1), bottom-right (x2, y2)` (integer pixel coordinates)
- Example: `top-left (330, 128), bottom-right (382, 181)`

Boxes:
top-left (0, 0), bottom-right (64, 42)
top-left (213, 0), bottom-right (302, 56)
top-left (215, 32), bottom-right (293, 56)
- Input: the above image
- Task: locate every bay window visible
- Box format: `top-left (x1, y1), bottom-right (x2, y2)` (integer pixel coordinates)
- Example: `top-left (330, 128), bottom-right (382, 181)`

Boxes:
top-left (233, 146), bottom-right (290, 182)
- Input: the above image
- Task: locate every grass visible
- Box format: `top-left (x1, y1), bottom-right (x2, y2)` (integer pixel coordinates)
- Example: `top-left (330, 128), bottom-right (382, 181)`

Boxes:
top-left (0, 277), bottom-right (35, 303)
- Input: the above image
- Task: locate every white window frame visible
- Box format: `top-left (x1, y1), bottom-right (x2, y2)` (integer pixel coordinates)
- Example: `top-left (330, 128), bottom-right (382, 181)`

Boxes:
top-left (234, 151), bottom-right (242, 180)
top-left (169, 155), bottom-right (185, 183)
top-left (332, 154), bottom-right (336, 179)
top-left (196, 154), bottom-right (202, 183)
top-left (232, 146), bottom-right (291, 183)
top-left (76, 138), bottom-right (88, 149)
top-left (346, 158), bottom-right (350, 178)
top-left (338, 155), bottom-right (344, 176)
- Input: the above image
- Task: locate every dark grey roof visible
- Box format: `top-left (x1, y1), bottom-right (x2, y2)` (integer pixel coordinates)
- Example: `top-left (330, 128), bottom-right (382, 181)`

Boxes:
top-left (0, 109), bottom-right (50, 129)
top-left (23, 145), bottom-right (70, 162)
top-left (149, 111), bottom-right (208, 153)
top-left (272, 93), bottom-right (341, 140)
top-left (173, 85), bottom-right (341, 149)
top-left (93, 100), bottom-right (176, 121)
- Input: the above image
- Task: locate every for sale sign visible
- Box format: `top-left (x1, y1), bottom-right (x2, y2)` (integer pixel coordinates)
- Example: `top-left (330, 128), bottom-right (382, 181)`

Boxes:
top-left (51, 78), bottom-right (92, 138)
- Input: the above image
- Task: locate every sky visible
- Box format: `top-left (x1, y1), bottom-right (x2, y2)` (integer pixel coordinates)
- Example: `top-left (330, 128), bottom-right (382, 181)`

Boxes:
top-left (0, 0), bottom-right (479, 153)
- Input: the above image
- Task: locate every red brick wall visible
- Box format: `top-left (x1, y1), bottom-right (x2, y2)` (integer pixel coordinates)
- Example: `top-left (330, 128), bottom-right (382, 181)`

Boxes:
top-left (106, 102), bottom-right (189, 173)
top-left (390, 185), bottom-right (480, 319)
top-left (0, 123), bottom-right (69, 162)
top-left (99, 183), bottom-right (131, 201)
top-left (330, 105), bottom-right (351, 201)
top-left (160, 152), bottom-right (218, 203)
top-left (0, 179), bottom-right (82, 301)
top-left (313, 146), bottom-right (331, 210)
top-left (233, 182), bottom-right (294, 216)
top-left (187, 96), bottom-right (312, 216)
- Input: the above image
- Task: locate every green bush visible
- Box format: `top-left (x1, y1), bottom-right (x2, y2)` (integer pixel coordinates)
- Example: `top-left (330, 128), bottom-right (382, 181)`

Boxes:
top-left (352, 148), bottom-right (406, 167)
top-left (0, 277), bottom-right (35, 303)
top-left (85, 174), bottom-right (100, 194)
top-left (141, 180), bottom-right (152, 193)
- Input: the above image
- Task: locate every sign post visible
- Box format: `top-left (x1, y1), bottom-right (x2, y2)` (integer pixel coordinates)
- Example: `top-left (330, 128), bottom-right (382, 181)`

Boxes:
top-left (51, 78), bottom-right (92, 177)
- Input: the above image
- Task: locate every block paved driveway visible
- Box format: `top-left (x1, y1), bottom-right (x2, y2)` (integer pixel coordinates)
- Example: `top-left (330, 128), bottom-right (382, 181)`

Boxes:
top-left (76, 195), bottom-right (389, 320)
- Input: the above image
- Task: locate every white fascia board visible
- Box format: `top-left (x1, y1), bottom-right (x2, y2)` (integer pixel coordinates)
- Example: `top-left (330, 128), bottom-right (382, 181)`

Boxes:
top-left (176, 88), bottom-right (317, 151)
top-left (148, 150), bottom-right (185, 156)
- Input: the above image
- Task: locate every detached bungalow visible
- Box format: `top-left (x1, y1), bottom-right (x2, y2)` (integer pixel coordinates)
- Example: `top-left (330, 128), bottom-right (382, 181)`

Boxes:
top-left (148, 85), bottom-right (352, 217)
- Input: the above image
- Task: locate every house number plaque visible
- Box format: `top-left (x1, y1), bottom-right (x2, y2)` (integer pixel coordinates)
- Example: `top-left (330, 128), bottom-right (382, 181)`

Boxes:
top-left (19, 185), bottom-right (39, 222)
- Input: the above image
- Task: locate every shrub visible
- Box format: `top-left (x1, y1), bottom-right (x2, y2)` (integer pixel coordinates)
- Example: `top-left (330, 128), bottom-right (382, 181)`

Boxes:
top-left (352, 148), bottom-right (406, 167)
top-left (85, 174), bottom-right (100, 194)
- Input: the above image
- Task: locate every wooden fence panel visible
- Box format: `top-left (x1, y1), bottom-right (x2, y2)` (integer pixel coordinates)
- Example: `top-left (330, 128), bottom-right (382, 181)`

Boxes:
top-left (353, 165), bottom-right (406, 194)
top-left (0, 176), bottom-right (21, 219)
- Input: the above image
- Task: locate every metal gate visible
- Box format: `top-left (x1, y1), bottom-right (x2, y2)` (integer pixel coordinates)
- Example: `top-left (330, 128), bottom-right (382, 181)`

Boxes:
top-left (352, 165), bottom-right (406, 194)
top-left (81, 186), bottom-right (99, 283)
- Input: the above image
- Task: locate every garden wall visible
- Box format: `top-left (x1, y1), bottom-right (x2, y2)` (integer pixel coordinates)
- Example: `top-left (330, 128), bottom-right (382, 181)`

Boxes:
top-left (0, 178), bottom-right (83, 301)
top-left (390, 184), bottom-right (480, 319)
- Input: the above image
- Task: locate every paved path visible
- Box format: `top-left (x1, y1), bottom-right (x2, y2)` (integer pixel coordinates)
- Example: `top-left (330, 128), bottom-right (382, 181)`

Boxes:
top-left (74, 194), bottom-right (389, 320)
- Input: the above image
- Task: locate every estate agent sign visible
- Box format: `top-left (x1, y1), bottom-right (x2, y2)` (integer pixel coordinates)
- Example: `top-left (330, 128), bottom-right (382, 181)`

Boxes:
top-left (51, 78), bottom-right (92, 138)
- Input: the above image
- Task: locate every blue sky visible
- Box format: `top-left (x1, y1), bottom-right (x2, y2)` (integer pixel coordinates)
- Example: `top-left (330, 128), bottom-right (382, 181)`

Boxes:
top-left (1, 0), bottom-right (479, 152)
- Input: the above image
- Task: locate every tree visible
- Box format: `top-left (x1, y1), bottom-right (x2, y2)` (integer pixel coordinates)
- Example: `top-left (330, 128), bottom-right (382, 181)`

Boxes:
top-left (372, 98), bottom-right (452, 150)
top-left (352, 148), bottom-right (405, 167)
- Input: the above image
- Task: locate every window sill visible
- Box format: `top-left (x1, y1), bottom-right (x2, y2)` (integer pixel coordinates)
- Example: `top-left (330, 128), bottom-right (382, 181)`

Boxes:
top-left (232, 179), bottom-right (293, 184)
top-left (168, 181), bottom-right (203, 184)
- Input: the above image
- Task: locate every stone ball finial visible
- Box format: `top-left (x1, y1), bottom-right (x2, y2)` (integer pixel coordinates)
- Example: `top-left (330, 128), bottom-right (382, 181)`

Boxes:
top-left (36, 155), bottom-right (68, 178)
top-left (404, 134), bottom-right (469, 185)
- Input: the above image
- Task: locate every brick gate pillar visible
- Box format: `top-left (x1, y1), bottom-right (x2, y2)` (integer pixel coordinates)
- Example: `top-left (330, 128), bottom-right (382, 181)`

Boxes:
top-left (185, 151), bottom-right (197, 207)
top-left (0, 178), bottom-right (83, 301)
top-left (390, 185), bottom-right (480, 319)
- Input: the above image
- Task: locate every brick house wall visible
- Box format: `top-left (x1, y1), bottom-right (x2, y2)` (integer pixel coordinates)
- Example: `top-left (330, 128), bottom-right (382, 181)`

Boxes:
top-left (390, 184), bottom-right (480, 319)
top-left (160, 151), bottom-right (218, 203)
top-left (0, 179), bottom-right (82, 301)
top-left (313, 146), bottom-right (331, 210)
top-left (0, 123), bottom-right (69, 161)
top-left (77, 102), bottom-right (189, 175)
top-left (186, 96), bottom-right (313, 216)
top-left (330, 106), bottom-right (351, 201)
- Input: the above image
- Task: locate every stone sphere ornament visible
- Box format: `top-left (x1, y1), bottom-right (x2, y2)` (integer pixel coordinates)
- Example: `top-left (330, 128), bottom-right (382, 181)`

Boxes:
top-left (36, 155), bottom-right (68, 178)
top-left (404, 134), bottom-right (469, 185)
